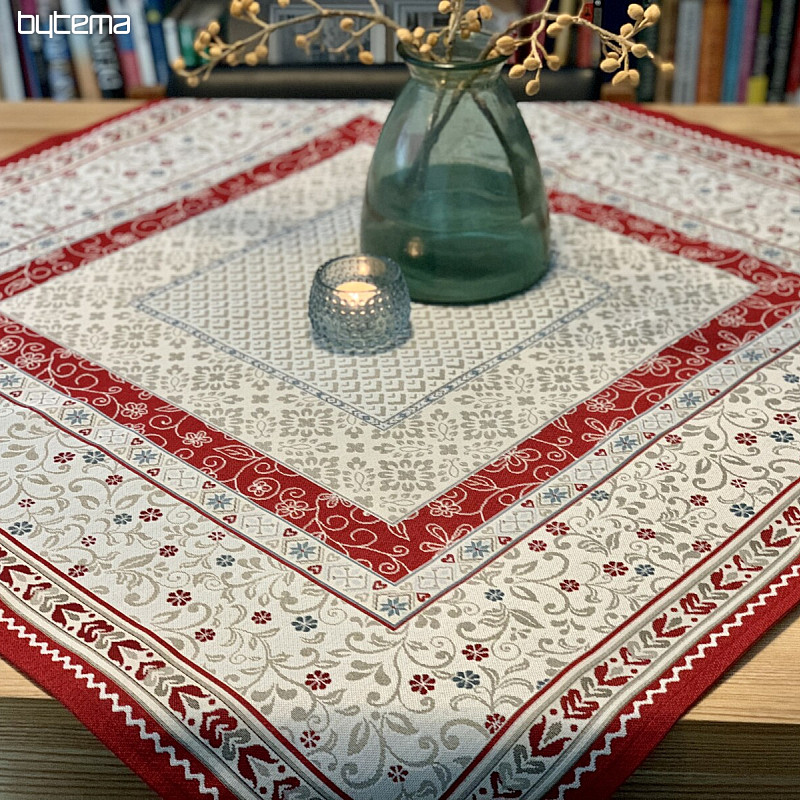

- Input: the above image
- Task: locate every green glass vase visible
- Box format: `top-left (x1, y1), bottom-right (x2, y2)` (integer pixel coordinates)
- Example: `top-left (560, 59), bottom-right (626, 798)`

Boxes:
top-left (360, 35), bottom-right (550, 305)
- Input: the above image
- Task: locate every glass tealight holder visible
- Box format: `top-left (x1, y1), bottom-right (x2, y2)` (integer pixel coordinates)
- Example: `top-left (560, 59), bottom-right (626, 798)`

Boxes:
top-left (309, 254), bottom-right (411, 354)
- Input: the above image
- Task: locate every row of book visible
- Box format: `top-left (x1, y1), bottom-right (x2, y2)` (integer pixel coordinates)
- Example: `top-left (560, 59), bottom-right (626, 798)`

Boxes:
top-left (0, 0), bottom-right (211, 100)
top-left (1, 0), bottom-right (799, 102)
top-left (642, 0), bottom-right (800, 103)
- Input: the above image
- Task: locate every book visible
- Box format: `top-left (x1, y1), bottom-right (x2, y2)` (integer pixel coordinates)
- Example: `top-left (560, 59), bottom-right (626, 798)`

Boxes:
top-left (696, 0), bottom-right (728, 102)
top-left (554, 0), bottom-right (576, 64)
top-left (87, 0), bottom-right (127, 96)
top-left (14, 0), bottom-right (50, 97)
top-left (786, 7), bottom-right (800, 94)
top-left (636, 0), bottom-right (660, 101)
top-left (767, 0), bottom-right (799, 100)
top-left (118, 0), bottom-right (159, 85)
top-left (38, 0), bottom-right (78, 101)
top-left (654, 0), bottom-right (678, 100)
top-left (736, 0), bottom-right (761, 101)
top-left (106, 0), bottom-right (143, 89)
top-left (145, 0), bottom-right (170, 84)
top-left (747, 0), bottom-right (774, 102)
top-left (61, 0), bottom-right (102, 98)
top-left (721, 0), bottom-right (747, 101)
top-left (672, 0), bottom-right (703, 102)
top-left (0, 0), bottom-right (26, 99)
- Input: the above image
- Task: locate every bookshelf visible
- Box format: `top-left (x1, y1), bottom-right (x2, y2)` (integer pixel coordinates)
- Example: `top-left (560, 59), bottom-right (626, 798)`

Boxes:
top-left (0, 0), bottom-right (798, 103)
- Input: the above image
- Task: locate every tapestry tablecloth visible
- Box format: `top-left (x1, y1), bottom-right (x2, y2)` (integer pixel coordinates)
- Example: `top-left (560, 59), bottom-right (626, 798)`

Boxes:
top-left (1, 99), bottom-right (800, 800)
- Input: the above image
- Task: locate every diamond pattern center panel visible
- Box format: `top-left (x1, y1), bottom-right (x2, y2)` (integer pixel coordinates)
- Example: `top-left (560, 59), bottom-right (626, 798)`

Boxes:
top-left (135, 201), bottom-right (608, 428)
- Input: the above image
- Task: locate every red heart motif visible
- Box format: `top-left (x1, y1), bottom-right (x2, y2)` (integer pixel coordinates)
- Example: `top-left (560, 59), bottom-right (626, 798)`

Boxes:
top-left (9, 391), bottom-right (21, 398)
top-left (574, 483), bottom-right (588, 491)
top-left (79, 428), bottom-right (92, 436)
top-left (659, 404), bottom-right (671, 411)
top-left (202, 481), bottom-right (216, 490)
top-left (147, 468), bottom-right (159, 477)
top-left (442, 554), bottom-right (455, 563)
top-left (724, 359), bottom-right (735, 365)
top-left (653, 613), bottom-right (690, 639)
top-left (710, 568), bottom-right (746, 592)
top-left (372, 580), bottom-right (387, 590)
top-left (498, 536), bottom-right (512, 545)
top-left (560, 688), bottom-right (599, 719)
top-left (131, 438), bottom-right (143, 446)
top-left (643, 432), bottom-right (655, 439)
top-left (416, 593), bottom-right (431, 602)
top-left (708, 388), bottom-right (719, 396)
top-left (521, 500), bottom-right (535, 509)
top-left (619, 646), bottom-right (651, 667)
top-left (308, 565), bottom-right (322, 575)
top-left (761, 524), bottom-right (794, 548)
top-left (283, 529), bottom-right (297, 537)
top-left (222, 515), bottom-right (236, 524)
top-left (63, 400), bottom-right (75, 406)
top-left (594, 449), bottom-right (607, 457)
top-left (679, 592), bottom-right (716, 616)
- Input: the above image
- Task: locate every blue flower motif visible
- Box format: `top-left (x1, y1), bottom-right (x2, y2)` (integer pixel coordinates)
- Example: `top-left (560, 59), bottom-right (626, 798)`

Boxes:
top-left (741, 350), bottom-right (764, 363)
top-left (784, 374), bottom-right (799, 384)
top-left (82, 450), bottom-right (105, 465)
top-left (380, 598), bottom-right (409, 617)
top-left (206, 493), bottom-right (233, 511)
top-left (635, 563), bottom-right (655, 577)
top-left (730, 503), bottom-right (755, 518)
top-left (677, 391), bottom-right (703, 409)
top-left (464, 540), bottom-right (491, 559)
top-left (590, 490), bottom-right (610, 502)
top-left (613, 435), bottom-right (638, 452)
top-left (113, 513), bottom-right (132, 525)
top-left (542, 487), bottom-right (568, 504)
top-left (8, 521), bottom-right (33, 536)
top-left (770, 430), bottom-right (795, 443)
top-left (289, 542), bottom-right (317, 560)
top-left (132, 449), bottom-right (158, 465)
top-left (0, 373), bottom-right (21, 389)
top-left (452, 670), bottom-right (480, 689)
top-left (216, 554), bottom-right (235, 567)
top-left (64, 409), bottom-right (90, 425)
top-left (292, 615), bottom-right (318, 632)
top-left (485, 589), bottom-right (505, 602)
top-left (535, 678), bottom-right (549, 690)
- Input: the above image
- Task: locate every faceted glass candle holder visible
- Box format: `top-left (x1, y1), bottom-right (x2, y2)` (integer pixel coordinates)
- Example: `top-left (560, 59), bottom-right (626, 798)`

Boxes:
top-left (309, 254), bottom-right (411, 353)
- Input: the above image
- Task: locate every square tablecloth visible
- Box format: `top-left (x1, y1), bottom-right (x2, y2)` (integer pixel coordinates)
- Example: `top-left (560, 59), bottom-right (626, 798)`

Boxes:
top-left (1, 99), bottom-right (800, 800)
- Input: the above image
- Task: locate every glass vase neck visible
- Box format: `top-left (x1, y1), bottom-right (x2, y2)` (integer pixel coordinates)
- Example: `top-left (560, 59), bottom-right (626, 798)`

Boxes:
top-left (398, 33), bottom-right (507, 89)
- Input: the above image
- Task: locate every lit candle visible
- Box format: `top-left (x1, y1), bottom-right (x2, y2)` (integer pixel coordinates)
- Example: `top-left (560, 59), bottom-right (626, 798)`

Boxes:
top-left (335, 280), bottom-right (378, 307)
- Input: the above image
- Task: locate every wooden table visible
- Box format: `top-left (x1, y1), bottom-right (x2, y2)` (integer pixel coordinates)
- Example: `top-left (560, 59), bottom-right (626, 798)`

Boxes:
top-left (1, 101), bottom-right (799, 799)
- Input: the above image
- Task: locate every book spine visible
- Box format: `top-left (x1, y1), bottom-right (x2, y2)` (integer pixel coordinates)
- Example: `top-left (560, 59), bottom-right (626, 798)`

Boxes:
top-left (672, 0), bottom-right (703, 102)
top-left (144, 0), bottom-right (169, 84)
top-left (554, 0), bottom-right (576, 64)
top-left (574, 1), bottom-right (594, 69)
top-left (86, 0), bottom-right (127, 97)
top-left (177, 19), bottom-right (198, 68)
top-left (0, 0), bottom-right (27, 98)
top-left (124, 0), bottom-right (158, 85)
top-left (721, 0), bottom-right (746, 101)
top-left (736, 0), bottom-right (761, 100)
top-left (786, 7), bottom-right (800, 93)
top-left (636, 0), bottom-right (659, 101)
top-left (37, 0), bottom-right (78, 101)
top-left (654, 0), bottom-right (678, 100)
top-left (107, 0), bottom-right (143, 88)
top-left (747, 0), bottom-right (773, 102)
top-left (696, 0), bottom-right (729, 101)
top-left (162, 15), bottom-right (181, 68)
top-left (60, 0), bottom-right (102, 98)
top-left (767, 0), bottom-right (799, 100)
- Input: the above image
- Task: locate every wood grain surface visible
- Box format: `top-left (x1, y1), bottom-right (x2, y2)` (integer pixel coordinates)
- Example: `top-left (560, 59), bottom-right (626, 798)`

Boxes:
top-left (1, 100), bottom-right (800, 800)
